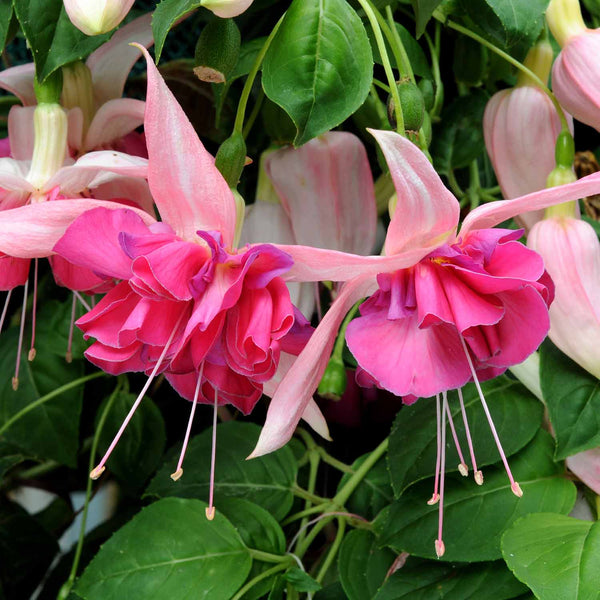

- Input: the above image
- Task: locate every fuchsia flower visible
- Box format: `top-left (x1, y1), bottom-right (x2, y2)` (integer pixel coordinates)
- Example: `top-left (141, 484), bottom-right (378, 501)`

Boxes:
top-left (0, 14), bottom-right (153, 156)
top-left (64, 0), bottom-right (135, 36)
top-left (484, 40), bottom-right (573, 230)
top-left (53, 47), bottom-right (327, 500)
top-left (528, 215), bottom-right (600, 379)
top-left (547, 0), bottom-right (600, 131)
top-left (250, 129), bottom-right (600, 555)
top-left (201, 0), bottom-right (255, 18)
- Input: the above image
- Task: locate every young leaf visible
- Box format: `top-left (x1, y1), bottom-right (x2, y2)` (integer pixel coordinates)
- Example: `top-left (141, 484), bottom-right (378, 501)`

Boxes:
top-left (540, 341), bottom-right (600, 460)
top-left (75, 498), bottom-right (252, 600)
top-left (411, 0), bottom-right (444, 38)
top-left (152, 0), bottom-right (202, 63)
top-left (502, 513), bottom-right (600, 600)
top-left (262, 0), bottom-right (373, 146)
top-left (285, 568), bottom-right (322, 593)
top-left (145, 422), bottom-right (298, 521)
top-left (0, 0), bottom-right (13, 54)
top-left (380, 431), bottom-right (576, 562)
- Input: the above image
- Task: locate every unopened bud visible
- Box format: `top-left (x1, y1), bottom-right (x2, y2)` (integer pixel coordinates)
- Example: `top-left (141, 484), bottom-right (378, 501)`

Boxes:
top-left (194, 19), bottom-right (241, 83)
top-left (554, 130), bottom-right (575, 170)
top-left (317, 358), bottom-right (347, 400)
top-left (64, 0), bottom-right (135, 36)
top-left (388, 79), bottom-right (425, 133)
top-left (215, 132), bottom-right (247, 188)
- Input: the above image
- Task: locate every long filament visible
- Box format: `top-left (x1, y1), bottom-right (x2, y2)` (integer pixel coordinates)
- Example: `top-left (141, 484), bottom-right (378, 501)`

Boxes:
top-left (435, 391), bottom-right (448, 558)
top-left (206, 386), bottom-right (219, 520)
top-left (458, 388), bottom-right (483, 484)
top-left (0, 290), bottom-right (12, 333)
top-left (171, 364), bottom-right (204, 481)
top-left (427, 394), bottom-right (442, 505)
top-left (13, 280), bottom-right (29, 391)
top-left (460, 336), bottom-right (522, 496)
top-left (90, 314), bottom-right (183, 479)
top-left (444, 392), bottom-right (468, 476)
top-left (28, 259), bottom-right (38, 361)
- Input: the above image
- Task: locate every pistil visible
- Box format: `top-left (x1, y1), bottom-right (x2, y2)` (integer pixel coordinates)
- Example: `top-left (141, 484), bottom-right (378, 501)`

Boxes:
top-left (427, 394), bottom-right (442, 505)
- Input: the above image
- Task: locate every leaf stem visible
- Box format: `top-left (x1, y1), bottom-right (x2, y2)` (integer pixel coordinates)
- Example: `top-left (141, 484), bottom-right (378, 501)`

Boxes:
top-left (385, 5), bottom-right (414, 81)
top-left (58, 380), bottom-right (122, 599)
top-left (0, 371), bottom-right (107, 437)
top-left (248, 548), bottom-right (294, 564)
top-left (292, 485), bottom-right (328, 505)
top-left (316, 517), bottom-right (346, 583)
top-left (231, 562), bottom-right (289, 600)
top-left (316, 447), bottom-right (353, 473)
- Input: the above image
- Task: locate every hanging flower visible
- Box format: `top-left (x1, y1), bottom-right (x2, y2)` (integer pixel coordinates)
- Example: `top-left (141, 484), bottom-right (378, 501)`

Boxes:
top-left (63, 0), bottom-right (135, 36)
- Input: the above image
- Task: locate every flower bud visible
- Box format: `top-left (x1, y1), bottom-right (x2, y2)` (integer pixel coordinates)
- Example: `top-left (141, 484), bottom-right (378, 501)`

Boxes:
top-left (317, 358), bottom-right (347, 400)
top-left (215, 131), bottom-right (247, 188)
top-left (546, 0), bottom-right (587, 47)
top-left (63, 0), bottom-right (135, 36)
top-left (388, 80), bottom-right (425, 133)
top-left (200, 0), bottom-right (254, 18)
top-left (194, 19), bottom-right (241, 83)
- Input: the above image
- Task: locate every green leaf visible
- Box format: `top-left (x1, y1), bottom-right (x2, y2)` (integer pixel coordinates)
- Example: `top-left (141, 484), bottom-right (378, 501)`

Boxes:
top-left (13, 0), bottom-right (110, 82)
top-left (0, 499), bottom-right (58, 600)
top-left (0, 0), bottom-right (13, 53)
top-left (218, 498), bottom-right (286, 600)
top-left (431, 88), bottom-right (489, 173)
top-left (152, 0), bottom-right (202, 63)
top-left (388, 376), bottom-right (543, 496)
top-left (459, 0), bottom-right (550, 53)
top-left (262, 0), bottom-right (373, 146)
top-left (411, 0), bottom-right (444, 37)
top-left (502, 513), bottom-right (600, 600)
top-left (540, 341), bottom-right (600, 460)
top-left (0, 324), bottom-right (84, 467)
top-left (97, 391), bottom-right (166, 488)
top-left (380, 431), bottom-right (576, 562)
top-left (145, 422), bottom-right (298, 521)
top-left (285, 568), bottom-right (322, 593)
top-left (374, 558), bottom-right (526, 599)
top-left (337, 452), bottom-right (393, 520)
top-left (0, 442), bottom-right (28, 480)
top-left (76, 498), bottom-right (252, 600)
top-left (338, 530), bottom-right (396, 600)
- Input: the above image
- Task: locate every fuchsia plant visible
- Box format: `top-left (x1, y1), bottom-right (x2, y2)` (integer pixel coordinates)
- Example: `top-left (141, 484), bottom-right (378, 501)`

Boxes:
top-left (63, 0), bottom-right (135, 36)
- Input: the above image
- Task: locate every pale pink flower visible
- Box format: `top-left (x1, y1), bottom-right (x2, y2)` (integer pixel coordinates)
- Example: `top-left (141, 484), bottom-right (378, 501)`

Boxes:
top-left (201, 0), bottom-right (254, 18)
top-left (64, 0), bottom-right (135, 36)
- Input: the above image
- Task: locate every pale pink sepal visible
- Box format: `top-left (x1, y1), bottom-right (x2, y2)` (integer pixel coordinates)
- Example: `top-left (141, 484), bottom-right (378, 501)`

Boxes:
top-left (138, 45), bottom-right (237, 247)
top-left (250, 275), bottom-right (377, 458)
top-left (460, 172), bottom-right (600, 236)
top-left (528, 217), bottom-right (600, 379)
top-left (483, 87), bottom-right (572, 230)
top-left (370, 129), bottom-right (459, 256)
top-left (64, 0), bottom-right (135, 36)
top-left (552, 30), bottom-right (600, 131)
top-left (566, 447), bottom-right (600, 494)
top-left (301, 399), bottom-right (331, 441)
top-left (0, 63), bottom-right (36, 106)
top-left (265, 132), bottom-right (377, 255)
top-left (0, 158), bottom-right (34, 193)
top-left (7, 106), bottom-right (35, 160)
top-left (0, 199), bottom-right (155, 259)
top-left (87, 13), bottom-right (153, 106)
top-left (67, 108), bottom-right (85, 153)
top-left (83, 98), bottom-right (145, 151)
top-left (202, 0), bottom-right (254, 18)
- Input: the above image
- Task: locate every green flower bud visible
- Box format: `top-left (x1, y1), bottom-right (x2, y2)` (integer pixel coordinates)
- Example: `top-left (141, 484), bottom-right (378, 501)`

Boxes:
top-left (418, 78), bottom-right (435, 112)
top-left (554, 130), bottom-right (575, 169)
top-left (215, 131), bottom-right (247, 188)
top-left (388, 80), bottom-right (425, 133)
top-left (317, 358), bottom-right (347, 400)
top-left (194, 19), bottom-right (241, 83)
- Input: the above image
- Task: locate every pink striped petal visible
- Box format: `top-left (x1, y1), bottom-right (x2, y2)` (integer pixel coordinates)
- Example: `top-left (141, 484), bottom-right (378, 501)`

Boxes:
top-left (7, 106), bottom-right (35, 160)
top-left (265, 132), bottom-right (377, 255)
top-left (0, 199), bottom-right (155, 258)
top-left (370, 129), bottom-right (459, 255)
top-left (86, 13), bottom-right (153, 106)
top-left (461, 172), bottom-right (600, 236)
top-left (83, 98), bottom-right (145, 152)
top-left (250, 275), bottom-right (377, 458)
top-left (0, 63), bottom-right (36, 106)
top-left (139, 46), bottom-right (237, 245)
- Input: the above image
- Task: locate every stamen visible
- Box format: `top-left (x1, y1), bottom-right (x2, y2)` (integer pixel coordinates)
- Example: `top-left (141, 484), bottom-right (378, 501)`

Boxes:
top-left (73, 291), bottom-right (92, 312)
top-left (66, 293), bottom-right (77, 363)
top-left (0, 290), bottom-right (12, 333)
top-left (13, 281), bottom-right (29, 391)
top-left (427, 394), bottom-right (442, 505)
top-left (90, 314), bottom-right (184, 479)
top-left (460, 336), bottom-right (522, 497)
top-left (444, 391), bottom-right (468, 476)
top-left (457, 388), bottom-right (483, 484)
top-left (171, 364), bottom-right (204, 481)
top-left (435, 391), bottom-right (448, 558)
top-left (206, 386), bottom-right (219, 521)
top-left (28, 259), bottom-right (39, 361)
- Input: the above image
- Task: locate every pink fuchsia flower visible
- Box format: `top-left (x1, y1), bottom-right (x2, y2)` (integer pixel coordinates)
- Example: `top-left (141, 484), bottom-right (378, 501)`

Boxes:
top-left (483, 40), bottom-right (573, 230)
top-left (528, 214), bottom-right (600, 379)
top-left (547, 0), bottom-right (600, 131)
top-left (201, 0), bottom-right (254, 18)
top-left (251, 130), bottom-right (600, 555)
top-left (64, 0), bottom-right (135, 36)
top-left (0, 14), bottom-right (152, 156)
top-left (54, 46), bottom-right (327, 495)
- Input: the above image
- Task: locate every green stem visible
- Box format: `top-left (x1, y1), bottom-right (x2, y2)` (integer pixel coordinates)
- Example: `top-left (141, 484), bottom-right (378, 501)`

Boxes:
top-left (316, 447), bottom-right (353, 474)
top-left (483, 185), bottom-right (501, 195)
top-left (333, 437), bottom-right (389, 507)
top-left (355, 0), bottom-right (404, 133)
top-left (316, 518), bottom-right (346, 583)
top-left (281, 503), bottom-right (331, 526)
top-left (231, 562), bottom-right (289, 600)
top-left (292, 485), bottom-right (328, 505)
top-left (58, 381), bottom-right (122, 599)
top-left (233, 16), bottom-right (284, 135)
top-left (446, 169), bottom-right (464, 198)
top-left (445, 20), bottom-right (570, 131)
top-left (15, 460), bottom-right (60, 480)
top-left (479, 191), bottom-right (501, 203)
top-left (385, 5), bottom-right (414, 81)
top-left (248, 548), bottom-right (293, 564)
top-left (296, 449), bottom-right (320, 548)
top-left (242, 88), bottom-right (264, 139)
top-left (372, 78), bottom-right (391, 93)
top-left (331, 301), bottom-right (362, 361)
top-left (0, 371), bottom-right (106, 437)
top-left (424, 24), bottom-right (444, 119)
top-left (295, 515), bottom-right (334, 558)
